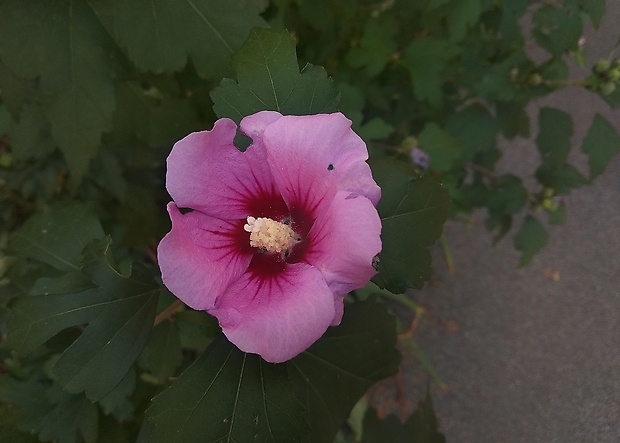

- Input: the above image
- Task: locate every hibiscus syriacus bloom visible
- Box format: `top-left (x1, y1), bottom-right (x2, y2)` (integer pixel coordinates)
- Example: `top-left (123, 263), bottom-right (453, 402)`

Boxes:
top-left (158, 111), bottom-right (381, 363)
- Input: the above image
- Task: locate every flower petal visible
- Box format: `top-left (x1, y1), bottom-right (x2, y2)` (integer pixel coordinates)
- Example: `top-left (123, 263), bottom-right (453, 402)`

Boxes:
top-left (239, 110), bottom-right (282, 142)
top-left (166, 118), bottom-right (286, 219)
top-left (262, 113), bottom-right (381, 210)
top-left (157, 203), bottom-right (253, 310)
top-left (305, 191), bottom-right (381, 296)
top-left (210, 263), bottom-right (336, 363)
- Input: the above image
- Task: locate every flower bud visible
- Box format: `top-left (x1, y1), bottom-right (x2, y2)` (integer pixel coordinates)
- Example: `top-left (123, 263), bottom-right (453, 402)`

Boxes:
top-left (528, 73), bottom-right (543, 86)
top-left (594, 59), bottom-right (611, 74)
top-left (600, 82), bottom-right (616, 96)
top-left (607, 68), bottom-right (620, 82)
top-left (542, 198), bottom-right (558, 211)
top-left (542, 187), bottom-right (555, 198)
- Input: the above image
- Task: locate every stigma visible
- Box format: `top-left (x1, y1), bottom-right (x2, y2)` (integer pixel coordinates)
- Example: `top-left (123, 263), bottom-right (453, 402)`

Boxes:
top-left (244, 216), bottom-right (298, 253)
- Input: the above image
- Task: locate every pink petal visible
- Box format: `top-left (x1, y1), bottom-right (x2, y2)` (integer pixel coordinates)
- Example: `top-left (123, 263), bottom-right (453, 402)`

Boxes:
top-left (239, 110), bottom-right (282, 142)
top-left (262, 113), bottom-right (381, 212)
top-left (165, 118), bottom-right (286, 220)
top-left (210, 262), bottom-right (336, 363)
top-left (305, 191), bottom-right (381, 297)
top-left (157, 203), bottom-right (253, 310)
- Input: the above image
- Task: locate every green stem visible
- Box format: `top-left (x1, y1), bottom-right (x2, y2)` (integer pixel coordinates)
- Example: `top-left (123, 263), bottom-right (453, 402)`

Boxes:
top-left (402, 340), bottom-right (448, 390)
top-left (439, 234), bottom-right (454, 274)
top-left (380, 291), bottom-right (420, 313)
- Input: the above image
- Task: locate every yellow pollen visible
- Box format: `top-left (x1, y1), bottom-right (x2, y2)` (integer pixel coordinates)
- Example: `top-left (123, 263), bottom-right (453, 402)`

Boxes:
top-left (244, 216), bottom-right (297, 253)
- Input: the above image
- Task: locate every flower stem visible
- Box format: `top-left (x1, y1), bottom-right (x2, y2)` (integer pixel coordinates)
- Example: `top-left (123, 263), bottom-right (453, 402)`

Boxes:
top-left (439, 234), bottom-right (454, 273)
top-left (153, 299), bottom-right (184, 326)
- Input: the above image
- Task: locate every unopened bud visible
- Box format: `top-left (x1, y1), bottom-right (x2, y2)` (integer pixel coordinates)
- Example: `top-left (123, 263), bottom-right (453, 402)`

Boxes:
top-left (608, 68), bottom-right (620, 82)
top-left (594, 59), bottom-right (611, 74)
top-left (600, 82), bottom-right (616, 96)
top-left (528, 73), bottom-right (543, 86)
top-left (542, 198), bottom-right (559, 211)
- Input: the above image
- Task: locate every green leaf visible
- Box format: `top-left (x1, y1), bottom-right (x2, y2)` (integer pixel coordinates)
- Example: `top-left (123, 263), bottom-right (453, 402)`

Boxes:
top-left (584, 0), bottom-right (606, 28)
top-left (112, 80), bottom-right (201, 147)
top-left (362, 391), bottom-right (445, 443)
top-left (0, 427), bottom-right (38, 443)
top-left (357, 117), bottom-right (394, 141)
top-left (176, 310), bottom-right (220, 352)
top-left (581, 113), bottom-right (620, 179)
top-left (444, 104), bottom-right (497, 160)
top-left (536, 108), bottom-right (572, 169)
top-left (533, 5), bottom-right (583, 55)
top-left (6, 238), bottom-right (159, 401)
top-left (371, 159), bottom-right (451, 292)
top-left (0, 0), bottom-right (117, 183)
top-left (418, 122), bottom-right (465, 171)
top-left (211, 28), bottom-right (340, 122)
top-left (345, 20), bottom-right (396, 76)
top-left (403, 38), bottom-right (457, 108)
top-left (0, 376), bottom-right (50, 435)
top-left (140, 321), bottom-right (183, 383)
top-left (0, 60), bottom-right (36, 117)
top-left (146, 334), bottom-right (309, 443)
top-left (8, 203), bottom-right (105, 272)
top-left (288, 297), bottom-right (401, 443)
top-left (7, 104), bottom-right (55, 162)
top-left (445, 0), bottom-right (481, 42)
top-left (93, 0), bottom-right (265, 79)
top-left (0, 377), bottom-right (99, 443)
top-left (547, 204), bottom-right (566, 226)
top-left (514, 216), bottom-right (548, 267)
top-left (535, 163), bottom-right (585, 194)
top-left (39, 387), bottom-right (99, 443)
top-left (99, 367), bottom-right (136, 422)
top-left (486, 175), bottom-right (528, 216)
top-left (496, 101), bottom-right (530, 139)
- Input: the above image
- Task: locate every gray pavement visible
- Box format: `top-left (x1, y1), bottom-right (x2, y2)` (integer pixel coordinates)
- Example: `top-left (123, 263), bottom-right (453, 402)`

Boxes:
top-left (404, 3), bottom-right (620, 442)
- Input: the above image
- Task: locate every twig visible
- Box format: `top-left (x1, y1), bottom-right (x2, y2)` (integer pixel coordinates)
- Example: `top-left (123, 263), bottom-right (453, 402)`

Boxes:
top-left (153, 299), bottom-right (183, 326)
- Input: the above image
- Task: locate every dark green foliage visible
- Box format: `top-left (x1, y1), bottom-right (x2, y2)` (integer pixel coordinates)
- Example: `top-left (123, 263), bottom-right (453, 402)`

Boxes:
top-left (514, 216), bottom-right (549, 267)
top-left (1, 0), bottom-right (618, 441)
top-left (90, 0), bottom-right (266, 79)
top-left (7, 235), bottom-right (159, 401)
top-left (0, 0), bottom-right (117, 184)
top-left (289, 297), bottom-right (401, 443)
top-left (146, 298), bottom-right (400, 443)
top-left (372, 160), bottom-right (451, 292)
top-left (581, 113), bottom-right (620, 179)
top-left (146, 334), bottom-right (310, 443)
top-left (211, 28), bottom-right (340, 122)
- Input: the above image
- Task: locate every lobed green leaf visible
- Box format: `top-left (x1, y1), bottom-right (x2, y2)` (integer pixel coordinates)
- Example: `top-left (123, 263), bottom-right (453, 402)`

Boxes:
top-left (140, 321), bottom-right (183, 384)
top-left (91, 0), bottom-right (266, 79)
top-left (0, 377), bottom-right (99, 443)
top-left (536, 107), bottom-right (572, 169)
top-left (6, 238), bottom-right (159, 401)
top-left (8, 203), bottom-right (105, 273)
top-left (0, 0), bottom-right (117, 184)
top-left (146, 334), bottom-right (309, 443)
top-left (211, 28), bottom-right (340, 122)
top-left (371, 159), bottom-right (451, 292)
top-left (581, 113), bottom-right (620, 179)
top-left (288, 297), bottom-right (401, 443)
top-left (403, 38), bottom-right (457, 108)
top-left (514, 215), bottom-right (548, 267)
top-left (418, 123), bottom-right (465, 172)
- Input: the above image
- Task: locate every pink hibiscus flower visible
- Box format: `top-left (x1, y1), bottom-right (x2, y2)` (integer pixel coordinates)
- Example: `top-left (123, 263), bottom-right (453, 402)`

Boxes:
top-left (157, 111), bottom-right (381, 363)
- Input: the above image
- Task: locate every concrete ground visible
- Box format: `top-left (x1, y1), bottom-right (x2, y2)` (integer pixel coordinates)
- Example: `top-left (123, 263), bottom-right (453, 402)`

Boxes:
top-left (402, 2), bottom-right (620, 442)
